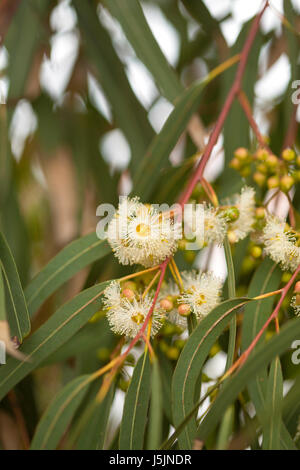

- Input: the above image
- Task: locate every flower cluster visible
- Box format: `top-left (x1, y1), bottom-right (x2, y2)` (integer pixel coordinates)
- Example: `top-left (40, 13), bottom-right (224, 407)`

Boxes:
top-left (103, 281), bottom-right (163, 338)
top-left (230, 146), bottom-right (300, 193)
top-left (107, 197), bottom-right (181, 267)
top-left (261, 215), bottom-right (300, 272)
top-left (184, 186), bottom-right (256, 247)
top-left (227, 186), bottom-right (256, 243)
top-left (103, 269), bottom-right (223, 338)
top-left (158, 270), bottom-right (223, 325)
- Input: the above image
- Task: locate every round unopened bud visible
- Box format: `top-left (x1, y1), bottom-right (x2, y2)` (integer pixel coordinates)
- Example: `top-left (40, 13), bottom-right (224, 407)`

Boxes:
top-left (282, 148), bottom-right (296, 162)
top-left (177, 304), bottom-right (191, 317)
top-left (242, 255), bottom-right (255, 273)
top-left (267, 175), bottom-right (279, 189)
top-left (184, 250), bottom-right (196, 263)
top-left (280, 174), bottom-right (294, 192)
top-left (255, 207), bottom-right (265, 219)
top-left (122, 288), bottom-right (135, 301)
top-left (166, 346), bottom-right (180, 361)
top-left (118, 378), bottom-right (130, 392)
top-left (253, 171), bottom-right (266, 187)
top-left (294, 294), bottom-right (300, 307)
top-left (178, 239), bottom-right (187, 250)
top-left (240, 166), bottom-right (251, 177)
top-left (256, 163), bottom-right (268, 174)
top-left (234, 147), bottom-right (249, 161)
top-left (256, 148), bottom-right (268, 161)
top-left (294, 281), bottom-right (300, 294)
top-left (192, 183), bottom-right (202, 198)
top-left (281, 272), bottom-right (292, 283)
top-left (224, 206), bottom-right (240, 222)
top-left (230, 157), bottom-right (241, 171)
top-left (250, 245), bottom-right (262, 258)
top-left (227, 230), bottom-right (238, 244)
top-left (122, 281), bottom-right (137, 292)
top-left (266, 154), bottom-right (278, 170)
top-left (160, 298), bottom-right (173, 312)
top-left (174, 339), bottom-right (185, 350)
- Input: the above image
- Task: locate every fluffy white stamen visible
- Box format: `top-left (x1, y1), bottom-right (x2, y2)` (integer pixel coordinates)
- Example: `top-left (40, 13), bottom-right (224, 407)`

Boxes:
top-left (107, 197), bottom-right (181, 267)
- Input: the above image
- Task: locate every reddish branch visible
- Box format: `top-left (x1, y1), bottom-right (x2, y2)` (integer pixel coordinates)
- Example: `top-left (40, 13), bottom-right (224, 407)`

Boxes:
top-left (225, 263), bottom-right (300, 377)
top-left (131, 1), bottom-right (271, 350)
top-left (180, 1), bottom-right (269, 206)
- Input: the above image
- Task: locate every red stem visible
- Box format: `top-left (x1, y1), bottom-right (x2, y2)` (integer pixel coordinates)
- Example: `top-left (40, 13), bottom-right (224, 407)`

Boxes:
top-left (120, 259), bottom-right (168, 359)
top-left (229, 263), bottom-right (300, 374)
top-left (119, 1), bottom-right (270, 358)
top-left (180, 1), bottom-right (269, 207)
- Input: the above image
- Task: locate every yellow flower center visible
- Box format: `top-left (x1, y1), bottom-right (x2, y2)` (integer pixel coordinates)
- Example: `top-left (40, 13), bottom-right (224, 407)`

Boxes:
top-left (196, 293), bottom-right (206, 306)
top-left (135, 223), bottom-right (151, 237)
top-left (131, 312), bottom-right (145, 325)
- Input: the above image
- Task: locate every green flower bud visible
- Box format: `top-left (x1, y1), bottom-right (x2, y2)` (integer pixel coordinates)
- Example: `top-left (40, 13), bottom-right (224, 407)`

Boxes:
top-left (234, 147), bottom-right (249, 161)
top-left (280, 174), bottom-right (294, 192)
top-left (267, 175), bottom-right (280, 189)
top-left (250, 245), bottom-right (262, 258)
top-left (282, 148), bottom-right (296, 162)
top-left (184, 250), bottom-right (196, 263)
top-left (255, 207), bottom-right (265, 219)
top-left (266, 154), bottom-right (278, 170)
top-left (242, 256), bottom-right (255, 274)
top-left (256, 148), bottom-right (269, 161)
top-left (253, 171), bottom-right (266, 187)
top-left (166, 346), bottom-right (180, 361)
top-left (230, 157), bottom-right (241, 171)
top-left (118, 378), bottom-right (130, 392)
top-left (240, 166), bottom-right (251, 177)
top-left (294, 281), bottom-right (300, 294)
top-left (256, 163), bottom-right (268, 174)
top-left (223, 206), bottom-right (240, 221)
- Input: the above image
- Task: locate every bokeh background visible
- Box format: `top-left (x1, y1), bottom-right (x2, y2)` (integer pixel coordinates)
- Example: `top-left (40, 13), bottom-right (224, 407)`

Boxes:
top-left (0, 0), bottom-right (300, 447)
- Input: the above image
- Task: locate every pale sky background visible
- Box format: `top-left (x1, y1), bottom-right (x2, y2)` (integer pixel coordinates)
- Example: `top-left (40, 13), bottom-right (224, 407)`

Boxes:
top-left (0, 0), bottom-right (299, 442)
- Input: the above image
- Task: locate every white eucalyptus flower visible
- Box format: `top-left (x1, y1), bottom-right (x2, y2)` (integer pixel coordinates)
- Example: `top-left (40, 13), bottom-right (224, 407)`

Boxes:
top-left (158, 280), bottom-right (186, 328)
top-left (103, 281), bottom-right (163, 338)
top-left (262, 214), bottom-right (300, 271)
top-left (204, 206), bottom-right (228, 246)
top-left (107, 197), bottom-right (181, 267)
top-left (291, 296), bottom-right (300, 317)
top-left (228, 186), bottom-right (256, 242)
top-left (178, 270), bottom-right (222, 320)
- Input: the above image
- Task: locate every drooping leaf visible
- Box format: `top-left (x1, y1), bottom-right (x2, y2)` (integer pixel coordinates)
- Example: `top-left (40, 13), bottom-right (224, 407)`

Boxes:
top-left (76, 382), bottom-right (115, 450)
top-left (0, 282), bottom-right (109, 401)
top-left (119, 353), bottom-right (151, 450)
top-left (25, 234), bottom-right (110, 316)
top-left (196, 318), bottom-right (300, 444)
top-left (241, 259), bottom-right (281, 420)
top-left (103, 0), bottom-right (182, 103)
top-left (0, 231), bottom-right (30, 341)
top-left (147, 358), bottom-right (163, 450)
top-left (262, 357), bottom-right (283, 450)
top-left (73, 0), bottom-right (154, 168)
top-left (172, 297), bottom-right (250, 449)
top-left (31, 375), bottom-right (92, 450)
